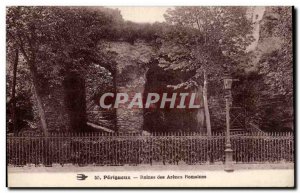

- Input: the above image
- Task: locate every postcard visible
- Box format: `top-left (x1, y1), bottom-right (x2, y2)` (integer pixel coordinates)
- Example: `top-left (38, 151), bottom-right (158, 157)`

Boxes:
top-left (6, 6), bottom-right (294, 188)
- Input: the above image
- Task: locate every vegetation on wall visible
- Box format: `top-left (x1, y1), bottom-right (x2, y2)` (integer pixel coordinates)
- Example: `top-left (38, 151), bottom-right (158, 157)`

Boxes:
top-left (6, 6), bottom-right (293, 134)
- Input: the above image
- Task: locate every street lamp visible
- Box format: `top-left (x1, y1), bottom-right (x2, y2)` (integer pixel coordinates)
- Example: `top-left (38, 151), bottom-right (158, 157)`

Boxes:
top-left (223, 72), bottom-right (234, 172)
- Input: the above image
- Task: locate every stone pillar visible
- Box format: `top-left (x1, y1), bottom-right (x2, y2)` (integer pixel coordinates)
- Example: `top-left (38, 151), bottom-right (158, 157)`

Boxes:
top-left (107, 41), bottom-right (154, 133)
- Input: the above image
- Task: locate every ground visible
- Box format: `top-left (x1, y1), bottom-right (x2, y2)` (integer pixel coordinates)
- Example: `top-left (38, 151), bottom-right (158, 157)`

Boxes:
top-left (7, 163), bottom-right (294, 187)
top-left (8, 162), bottom-right (294, 172)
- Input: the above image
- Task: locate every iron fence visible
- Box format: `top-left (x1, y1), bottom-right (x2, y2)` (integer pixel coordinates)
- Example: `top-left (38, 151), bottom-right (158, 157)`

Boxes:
top-left (7, 132), bottom-right (294, 166)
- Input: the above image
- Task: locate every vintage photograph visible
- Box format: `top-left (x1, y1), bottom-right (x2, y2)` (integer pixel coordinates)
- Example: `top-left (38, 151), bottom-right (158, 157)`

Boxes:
top-left (6, 6), bottom-right (294, 187)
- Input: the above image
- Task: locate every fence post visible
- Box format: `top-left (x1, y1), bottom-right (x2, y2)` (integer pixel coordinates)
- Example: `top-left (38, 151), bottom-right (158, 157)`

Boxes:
top-left (43, 133), bottom-right (51, 167)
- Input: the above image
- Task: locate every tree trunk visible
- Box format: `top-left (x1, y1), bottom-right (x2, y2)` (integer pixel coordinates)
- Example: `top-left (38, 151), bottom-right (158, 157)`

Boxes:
top-left (11, 48), bottom-right (19, 136)
top-left (29, 63), bottom-right (48, 136)
top-left (17, 43), bottom-right (48, 136)
top-left (195, 86), bottom-right (205, 131)
top-left (203, 70), bottom-right (212, 136)
top-left (28, 63), bottom-right (50, 165)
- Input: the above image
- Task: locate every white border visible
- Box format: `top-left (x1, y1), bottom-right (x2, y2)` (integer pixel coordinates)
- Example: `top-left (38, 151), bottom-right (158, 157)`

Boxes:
top-left (2, 0), bottom-right (297, 6)
top-left (1, 1), bottom-right (298, 193)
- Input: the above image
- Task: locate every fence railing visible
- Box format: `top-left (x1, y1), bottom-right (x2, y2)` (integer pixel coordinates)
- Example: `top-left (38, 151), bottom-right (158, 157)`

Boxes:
top-left (7, 132), bottom-right (294, 166)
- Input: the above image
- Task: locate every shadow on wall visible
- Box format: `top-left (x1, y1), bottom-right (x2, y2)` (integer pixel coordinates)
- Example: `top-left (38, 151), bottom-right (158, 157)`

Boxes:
top-left (63, 70), bottom-right (87, 132)
top-left (143, 60), bottom-right (205, 133)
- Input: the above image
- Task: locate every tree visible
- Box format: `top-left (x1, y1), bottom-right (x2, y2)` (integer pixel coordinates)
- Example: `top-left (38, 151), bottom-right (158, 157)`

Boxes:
top-left (6, 37), bottom-right (36, 134)
top-left (6, 6), bottom-right (122, 134)
top-left (160, 7), bottom-right (254, 134)
top-left (11, 48), bottom-right (19, 135)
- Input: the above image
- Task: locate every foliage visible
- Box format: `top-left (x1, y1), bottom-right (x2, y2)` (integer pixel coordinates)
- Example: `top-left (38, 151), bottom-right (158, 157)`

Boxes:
top-left (117, 21), bottom-right (165, 44)
top-left (258, 7), bottom-right (293, 100)
top-left (159, 7), bottom-right (254, 89)
top-left (158, 7), bottom-right (293, 132)
top-left (7, 6), bottom-right (122, 84)
top-left (6, 91), bottom-right (34, 133)
top-left (6, 48), bottom-right (36, 133)
top-left (6, 6), bottom-right (122, 132)
top-left (255, 7), bottom-right (293, 131)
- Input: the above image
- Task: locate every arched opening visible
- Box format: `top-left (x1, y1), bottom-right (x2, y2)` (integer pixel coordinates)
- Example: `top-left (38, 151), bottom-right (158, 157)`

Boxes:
top-left (143, 60), bottom-right (205, 133)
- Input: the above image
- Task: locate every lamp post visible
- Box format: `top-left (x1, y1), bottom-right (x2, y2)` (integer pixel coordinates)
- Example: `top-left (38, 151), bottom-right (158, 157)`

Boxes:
top-left (223, 72), bottom-right (234, 172)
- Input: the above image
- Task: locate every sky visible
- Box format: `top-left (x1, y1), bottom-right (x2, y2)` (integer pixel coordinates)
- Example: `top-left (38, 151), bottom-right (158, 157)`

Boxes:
top-left (109, 6), bottom-right (172, 23)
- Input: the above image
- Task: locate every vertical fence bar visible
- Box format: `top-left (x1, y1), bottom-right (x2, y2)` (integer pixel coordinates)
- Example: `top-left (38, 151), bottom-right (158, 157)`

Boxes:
top-left (7, 131), bottom-right (295, 166)
top-left (21, 133), bottom-right (24, 166)
top-left (17, 134), bottom-right (20, 166)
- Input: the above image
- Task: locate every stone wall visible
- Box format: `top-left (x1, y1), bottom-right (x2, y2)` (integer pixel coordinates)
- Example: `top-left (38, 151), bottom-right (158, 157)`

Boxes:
top-left (106, 40), bottom-right (155, 132)
top-left (37, 80), bottom-right (70, 132)
top-left (35, 40), bottom-right (154, 133)
top-left (36, 40), bottom-right (205, 133)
